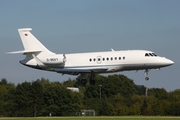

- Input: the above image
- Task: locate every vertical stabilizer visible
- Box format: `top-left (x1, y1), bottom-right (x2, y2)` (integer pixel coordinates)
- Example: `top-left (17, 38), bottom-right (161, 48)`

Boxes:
top-left (18, 28), bottom-right (55, 56)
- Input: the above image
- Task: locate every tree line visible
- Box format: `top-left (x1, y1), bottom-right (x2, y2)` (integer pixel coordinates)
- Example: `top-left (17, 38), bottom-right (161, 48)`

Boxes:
top-left (0, 74), bottom-right (179, 117)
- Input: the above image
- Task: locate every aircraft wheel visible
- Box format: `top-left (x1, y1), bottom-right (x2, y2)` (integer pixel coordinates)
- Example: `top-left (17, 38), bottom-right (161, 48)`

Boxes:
top-left (145, 77), bottom-right (149, 81)
top-left (90, 79), bottom-right (95, 85)
top-left (81, 79), bottom-right (87, 85)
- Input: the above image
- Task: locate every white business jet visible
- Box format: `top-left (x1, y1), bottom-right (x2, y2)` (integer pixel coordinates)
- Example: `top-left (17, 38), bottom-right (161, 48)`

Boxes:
top-left (8, 28), bottom-right (174, 84)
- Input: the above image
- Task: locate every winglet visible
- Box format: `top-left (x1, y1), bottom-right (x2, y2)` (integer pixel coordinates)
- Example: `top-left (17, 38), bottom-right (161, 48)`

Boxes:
top-left (111, 48), bottom-right (115, 52)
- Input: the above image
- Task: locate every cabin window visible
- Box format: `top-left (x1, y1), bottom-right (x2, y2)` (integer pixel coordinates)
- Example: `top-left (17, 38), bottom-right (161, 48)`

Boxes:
top-left (90, 56), bottom-right (128, 62)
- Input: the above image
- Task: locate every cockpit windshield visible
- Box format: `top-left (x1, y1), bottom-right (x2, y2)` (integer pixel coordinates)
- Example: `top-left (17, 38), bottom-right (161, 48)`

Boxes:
top-left (152, 53), bottom-right (157, 56)
top-left (145, 53), bottom-right (158, 57)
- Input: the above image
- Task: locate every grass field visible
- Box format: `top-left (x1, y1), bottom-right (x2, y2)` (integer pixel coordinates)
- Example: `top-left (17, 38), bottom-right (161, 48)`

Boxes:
top-left (0, 117), bottom-right (180, 120)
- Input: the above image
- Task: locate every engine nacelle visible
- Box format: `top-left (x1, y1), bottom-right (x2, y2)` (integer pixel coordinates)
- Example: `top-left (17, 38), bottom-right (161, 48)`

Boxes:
top-left (39, 54), bottom-right (66, 65)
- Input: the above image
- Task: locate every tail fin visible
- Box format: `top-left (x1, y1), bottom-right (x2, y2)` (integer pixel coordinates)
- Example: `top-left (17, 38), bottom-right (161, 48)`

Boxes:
top-left (8, 28), bottom-right (55, 56)
top-left (18, 28), bottom-right (54, 55)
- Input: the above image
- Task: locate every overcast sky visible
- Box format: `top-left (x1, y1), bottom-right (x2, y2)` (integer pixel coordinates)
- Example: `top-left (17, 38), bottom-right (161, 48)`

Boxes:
top-left (0, 0), bottom-right (179, 91)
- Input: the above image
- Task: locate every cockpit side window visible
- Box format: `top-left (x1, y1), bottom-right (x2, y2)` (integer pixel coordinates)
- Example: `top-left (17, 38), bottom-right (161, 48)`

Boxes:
top-left (145, 53), bottom-right (149, 57)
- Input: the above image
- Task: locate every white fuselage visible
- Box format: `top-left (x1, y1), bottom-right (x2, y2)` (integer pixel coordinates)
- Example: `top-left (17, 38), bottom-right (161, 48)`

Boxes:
top-left (20, 50), bottom-right (174, 75)
top-left (9, 28), bottom-right (174, 80)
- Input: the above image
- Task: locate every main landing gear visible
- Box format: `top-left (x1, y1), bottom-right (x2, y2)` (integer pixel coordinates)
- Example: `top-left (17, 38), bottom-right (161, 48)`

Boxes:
top-left (81, 78), bottom-right (87, 85)
top-left (144, 69), bottom-right (150, 81)
top-left (80, 73), bottom-right (96, 85)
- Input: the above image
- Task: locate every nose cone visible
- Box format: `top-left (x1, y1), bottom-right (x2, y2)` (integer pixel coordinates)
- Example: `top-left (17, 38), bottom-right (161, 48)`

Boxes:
top-left (168, 59), bottom-right (174, 65)
top-left (163, 58), bottom-right (174, 66)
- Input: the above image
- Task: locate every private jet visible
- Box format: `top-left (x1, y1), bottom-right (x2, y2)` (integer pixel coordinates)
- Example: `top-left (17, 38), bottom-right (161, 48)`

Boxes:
top-left (8, 28), bottom-right (174, 84)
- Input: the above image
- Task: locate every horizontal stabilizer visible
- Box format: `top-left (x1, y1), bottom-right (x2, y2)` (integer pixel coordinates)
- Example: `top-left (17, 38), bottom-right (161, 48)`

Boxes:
top-left (7, 50), bottom-right (42, 54)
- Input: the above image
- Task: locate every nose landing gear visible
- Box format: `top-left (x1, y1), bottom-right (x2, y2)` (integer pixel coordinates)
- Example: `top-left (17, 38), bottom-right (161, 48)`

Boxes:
top-left (144, 69), bottom-right (150, 81)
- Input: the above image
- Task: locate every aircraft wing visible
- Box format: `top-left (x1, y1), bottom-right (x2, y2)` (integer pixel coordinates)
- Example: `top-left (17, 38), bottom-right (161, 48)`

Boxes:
top-left (54, 68), bottom-right (108, 75)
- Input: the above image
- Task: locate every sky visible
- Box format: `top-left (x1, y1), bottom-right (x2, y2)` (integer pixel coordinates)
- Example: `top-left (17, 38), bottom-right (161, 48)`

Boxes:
top-left (0, 0), bottom-right (179, 91)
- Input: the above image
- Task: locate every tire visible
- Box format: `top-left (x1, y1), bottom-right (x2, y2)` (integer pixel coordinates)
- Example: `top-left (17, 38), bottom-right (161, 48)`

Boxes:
top-left (145, 77), bottom-right (149, 81)
top-left (90, 80), bottom-right (95, 85)
top-left (81, 79), bottom-right (87, 85)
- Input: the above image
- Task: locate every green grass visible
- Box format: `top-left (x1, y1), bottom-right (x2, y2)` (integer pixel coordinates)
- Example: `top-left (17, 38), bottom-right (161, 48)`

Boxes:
top-left (0, 117), bottom-right (180, 120)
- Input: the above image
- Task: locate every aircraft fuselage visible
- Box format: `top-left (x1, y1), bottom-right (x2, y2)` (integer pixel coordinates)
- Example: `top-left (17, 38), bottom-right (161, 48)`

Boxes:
top-left (20, 50), bottom-right (173, 75)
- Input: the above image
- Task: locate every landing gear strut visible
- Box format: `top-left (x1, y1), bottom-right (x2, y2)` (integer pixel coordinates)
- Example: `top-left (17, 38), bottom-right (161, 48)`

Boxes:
top-left (144, 69), bottom-right (150, 81)
top-left (90, 78), bottom-right (95, 84)
top-left (90, 73), bottom-right (95, 85)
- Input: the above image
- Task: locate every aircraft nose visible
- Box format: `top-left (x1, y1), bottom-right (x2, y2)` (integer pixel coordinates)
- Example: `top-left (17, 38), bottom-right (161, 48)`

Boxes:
top-left (164, 58), bottom-right (174, 66)
top-left (168, 59), bottom-right (174, 65)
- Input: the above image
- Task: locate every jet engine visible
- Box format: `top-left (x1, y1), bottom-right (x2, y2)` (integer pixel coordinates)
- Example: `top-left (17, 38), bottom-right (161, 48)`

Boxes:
top-left (39, 54), bottom-right (66, 65)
